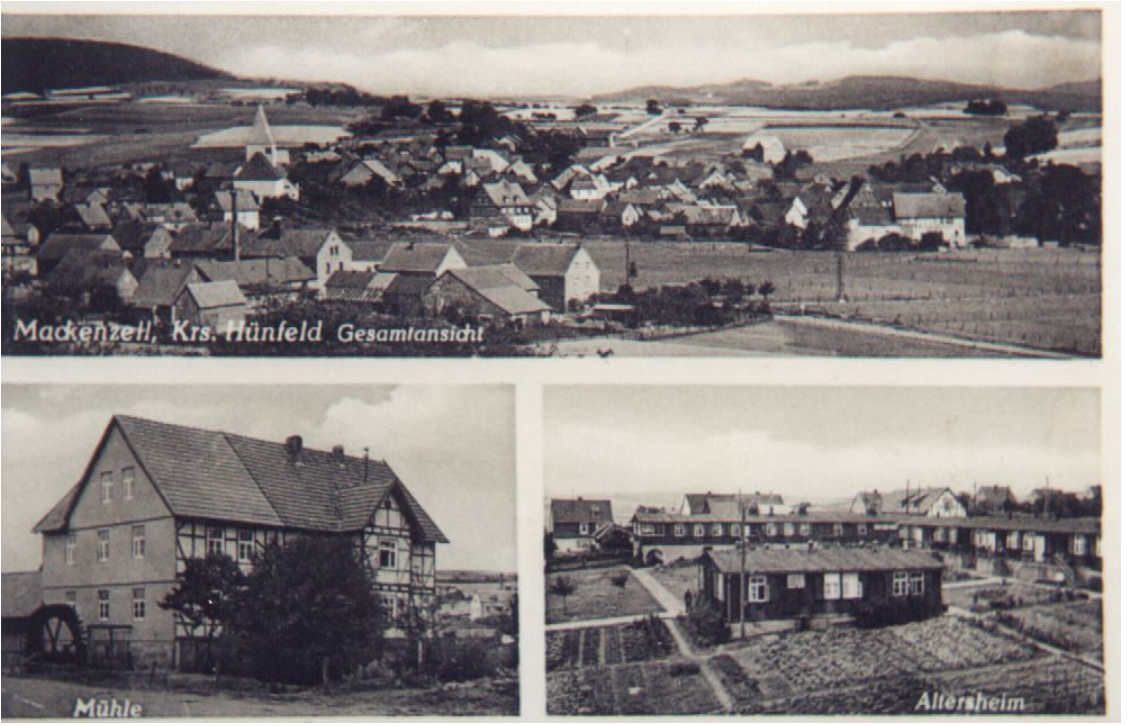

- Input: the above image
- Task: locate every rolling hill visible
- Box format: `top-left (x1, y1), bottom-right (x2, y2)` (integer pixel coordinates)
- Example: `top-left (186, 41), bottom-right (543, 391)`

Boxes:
top-left (2, 37), bottom-right (232, 94)
top-left (594, 74), bottom-right (1103, 112)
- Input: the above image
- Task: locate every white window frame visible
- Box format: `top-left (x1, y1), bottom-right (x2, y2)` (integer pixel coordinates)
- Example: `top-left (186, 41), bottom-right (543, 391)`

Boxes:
top-left (857, 523), bottom-right (868, 535)
top-left (711, 524), bottom-right (723, 537)
top-left (65, 590), bottom-right (77, 613)
top-left (1072, 535), bottom-right (1088, 556)
top-left (237, 530), bottom-right (254, 562)
top-left (131, 525), bottom-right (145, 559)
top-left (674, 524), bottom-right (685, 537)
top-left (98, 590), bottom-right (110, 621)
top-left (823, 572), bottom-right (842, 600)
top-left (910, 572), bottom-right (926, 595)
top-left (65, 534), bottom-right (76, 565)
top-left (730, 523), bottom-right (740, 537)
top-left (787, 574), bottom-right (806, 589)
top-left (1022, 533), bottom-right (1035, 552)
top-left (207, 527), bottom-right (224, 556)
top-left (842, 572), bottom-right (863, 600)
top-left (380, 593), bottom-right (399, 618)
top-left (132, 588), bottom-right (145, 621)
top-left (123, 467), bottom-right (136, 500)
top-left (1007, 531), bottom-right (1021, 549)
top-left (833, 523), bottom-right (844, 537)
top-left (783, 523), bottom-right (796, 537)
top-left (101, 472), bottom-right (113, 504)
top-left (715, 572), bottom-right (725, 601)
top-left (799, 523), bottom-right (811, 536)
top-left (694, 524), bottom-right (704, 538)
top-left (97, 530), bottom-right (110, 562)
top-left (765, 523), bottom-right (778, 536)
top-left (579, 522), bottom-right (589, 536)
top-left (934, 527), bottom-right (946, 543)
top-left (748, 575), bottom-right (769, 603)
top-left (893, 571), bottom-right (910, 597)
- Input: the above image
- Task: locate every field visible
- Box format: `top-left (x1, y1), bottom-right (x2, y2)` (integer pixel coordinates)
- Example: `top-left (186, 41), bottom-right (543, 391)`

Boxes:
top-left (648, 563), bottom-right (700, 600)
top-left (546, 661), bottom-right (721, 715)
top-left (547, 618), bottom-right (675, 672)
top-left (943, 581), bottom-right (1077, 611)
top-left (546, 568), bottom-right (663, 624)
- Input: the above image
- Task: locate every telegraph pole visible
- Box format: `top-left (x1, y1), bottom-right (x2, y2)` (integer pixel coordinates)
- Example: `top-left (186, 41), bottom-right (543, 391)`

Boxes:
top-left (739, 489), bottom-right (746, 641)
top-left (835, 251), bottom-right (846, 302)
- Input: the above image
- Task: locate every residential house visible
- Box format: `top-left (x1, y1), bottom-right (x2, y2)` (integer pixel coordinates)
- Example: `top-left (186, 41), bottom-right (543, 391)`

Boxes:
top-left (112, 222), bottom-right (174, 260)
top-left (168, 226), bottom-right (239, 261)
top-left (73, 203), bottom-right (113, 231)
top-left (171, 280), bottom-right (248, 331)
top-left (680, 492), bottom-right (784, 517)
top-left (555, 199), bottom-right (605, 233)
top-left (130, 262), bottom-right (202, 324)
top-left (701, 548), bottom-right (944, 625)
top-left (194, 257), bottom-right (314, 306)
top-left (36, 233), bottom-right (121, 278)
top-left (377, 242), bottom-right (467, 316)
top-left (47, 248), bottom-right (139, 305)
top-left (215, 189), bottom-right (261, 232)
top-left (974, 486), bottom-right (1017, 515)
top-left (850, 487), bottom-right (967, 519)
top-left (242, 227), bottom-right (349, 290)
top-left (29, 167), bottom-right (64, 202)
top-left (33, 415), bottom-right (446, 669)
top-left (234, 154), bottom-right (299, 201)
top-left (470, 181), bottom-right (534, 234)
top-left (511, 243), bottom-right (600, 311)
top-left (549, 498), bottom-right (614, 553)
top-left (424, 265), bottom-right (550, 326)
top-left (893, 192), bottom-right (967, 247)
top-left (339, 159), bottom-right (401, 188)
top-left (321, 270), bottom-right (398, 305)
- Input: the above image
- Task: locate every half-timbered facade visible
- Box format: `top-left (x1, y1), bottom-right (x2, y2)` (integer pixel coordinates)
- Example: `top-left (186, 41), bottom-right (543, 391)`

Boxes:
top-left (33, 415), bottom-right (447, 670)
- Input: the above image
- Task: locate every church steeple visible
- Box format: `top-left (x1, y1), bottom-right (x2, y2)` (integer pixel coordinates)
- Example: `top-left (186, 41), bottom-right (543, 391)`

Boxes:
top-left (245, 104), bottom-right (279, 165)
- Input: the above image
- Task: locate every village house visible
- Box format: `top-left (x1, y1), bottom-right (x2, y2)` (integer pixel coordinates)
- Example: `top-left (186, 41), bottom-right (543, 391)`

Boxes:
top-left (111, 222), bottom-right (174, 260)
top-left (974, 485), bottom-right (1017, 515)
top-left (339, 158), bottom-right (402, 189)
top-left (171, 280), bottom-right (248, 331)
top-left (470, 180), bottom-right (535, 234)
top-left (28, 166), bottom-right (64, 202)
top-left (850, 487), bottom-right (967, 519)
top-left (424, 265), bottom-right (550, 326)
top-left (130, 262), bottom-right (202, 325)
top-left (378, 242), bottom-right (467, 316)
top-left (241, 227), bottom-right (349, 290)
top-left (321, 269), bottom-right (398, 305)
top-left (167, 225), bottom-right (239, 261)
top-left (215, 189), bottom-right (262, 232)
top-left (681, 492), bottom-right (784, 517)
top-left (701, 547), bottom-right (945, 625)
top-left (234, 154), bottom-right (300, 201)
top-left (194, 257), bottom-right (314, 306)
top-left (549, 498), bottom-right (615, 553)
top-left (32, 415), bottom-right (447, 670)
top-left (630, 509), bottom-right (901, 564)
top-left (36, 233), bottom-right (121, 279)
top-left (893, 192), bottom-right (967, 247)
top-left (511, 243), bottom-right (600, 312)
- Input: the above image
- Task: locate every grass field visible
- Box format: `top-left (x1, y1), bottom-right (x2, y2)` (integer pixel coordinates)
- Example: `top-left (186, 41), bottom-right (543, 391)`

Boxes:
top-left (546, 568), bottom-right (663, 624)
top-left (649, 563), bottom-right (701, 599)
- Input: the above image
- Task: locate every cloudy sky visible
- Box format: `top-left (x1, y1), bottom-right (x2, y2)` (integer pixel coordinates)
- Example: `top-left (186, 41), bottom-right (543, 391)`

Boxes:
top-left (2, 385), bottom-right (515, 574)
top-left (1, 9), bottom-right (1102, 97)
top-left (545, 386), bottom-right (1100, 510)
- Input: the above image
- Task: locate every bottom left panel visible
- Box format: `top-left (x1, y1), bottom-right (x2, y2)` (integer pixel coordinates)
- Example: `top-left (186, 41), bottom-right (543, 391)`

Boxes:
top-left (1, 384), bottom-right (519, 718)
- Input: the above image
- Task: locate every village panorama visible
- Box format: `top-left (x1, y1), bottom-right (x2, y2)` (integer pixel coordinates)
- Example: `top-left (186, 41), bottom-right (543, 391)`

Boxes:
top-left (0, 13), bottom-right (1104, 358)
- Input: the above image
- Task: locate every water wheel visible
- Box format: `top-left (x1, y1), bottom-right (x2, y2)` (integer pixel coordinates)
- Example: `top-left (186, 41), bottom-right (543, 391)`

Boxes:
top-left (27, 604), bottom-right (87, 665)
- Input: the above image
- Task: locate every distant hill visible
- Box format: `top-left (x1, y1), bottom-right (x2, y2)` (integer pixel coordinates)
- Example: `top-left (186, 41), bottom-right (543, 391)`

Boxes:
top-left (2, 37), bottom-right (232, 94)
top-left (594, 74), bottom-right (1102, 112)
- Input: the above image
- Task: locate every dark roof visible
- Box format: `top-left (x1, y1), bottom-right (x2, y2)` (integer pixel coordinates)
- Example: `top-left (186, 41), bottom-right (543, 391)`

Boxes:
top-left (893, 192), bottom-right (966, 220)
top-left (634, 509), bottom-right (893, 525)
top-left (349, 239), bottom-right (394, 263)
top-left (707, 547), bottom-right (944, 575)
top-left (48, 249), bottom-right (131, 289)
top-left (169, 225), bottom-right (235, 256)
top-left (381, 242), bottom-right (458, 274)
top-left (131, 263), bottom-right (197, 308)
top-left (235, 153), bottom-right (286, 182)
top-left (550, 499), bottom-right (613, 526)
top-left (976, 486), bottom-right (1016, 507)
top-left (511, 243), bottom-right (583, 276)
top-left (195, 257), bottom-right (315, 289)
top-left (242, 228), bottom-right (336, 260)
top-left (1, 571), bottom-right (43, 619)
top-left (216, 189), bottom-right (260, 213)
top-left (37, 233), bottom-right (117, 263)
top-left (34, 416), bottom-right (447, 541)
top-left (325, 270), bottom-right (378, 289)
top-left (111, 221), bottom-right (165, 254)
top-left (902, 515), bottom-right (1099, 536)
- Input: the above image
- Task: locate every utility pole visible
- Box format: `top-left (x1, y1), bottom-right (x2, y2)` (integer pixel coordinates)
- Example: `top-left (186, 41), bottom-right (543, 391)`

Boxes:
top-left (624, 240), bottom-right (632, 286)
top-left (835, 251), bottom-right (846, 303)
top-left (739, 489), bottom-right (746, 641)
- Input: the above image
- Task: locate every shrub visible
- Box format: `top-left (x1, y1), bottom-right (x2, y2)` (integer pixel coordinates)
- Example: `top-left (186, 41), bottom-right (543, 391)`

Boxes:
top-left (681, 600), bottom-right (730, 647)
top-left (428, 637), bottom-right (496, 683)
top-left (668, 661), bottom-right (701, 677)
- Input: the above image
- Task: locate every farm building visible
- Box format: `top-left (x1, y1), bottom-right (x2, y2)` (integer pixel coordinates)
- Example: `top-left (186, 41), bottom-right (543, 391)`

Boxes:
top-left (701, 547), bottom-right (945, 625)
top-left (549, 498), bottom-right (614, 553)
top-left (511, 243), bottom-right (600, 312)
top-left (193, 257), bottom-right (315, 306)
top-left (424, 265), bottom-right (551, 326)
top-left (32, 415), bottom-right (447, 670)
top-left (130, 262), bottom-right (202, 325)
top-left (171, 280), bottom-right (248, 331)
top-left (46, 249), bottom-right (138, 305)
top-left (631, 509), bottom-right (901, 564)
top-left (893, 192), bottom-right (967, 248)
top-left (321, 269), bottom-right (397, 305)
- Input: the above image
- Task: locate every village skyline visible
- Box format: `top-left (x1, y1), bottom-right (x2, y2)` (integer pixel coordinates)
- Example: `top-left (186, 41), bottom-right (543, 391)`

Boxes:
top-left (1, 9), bottom-right (1102, 97)
top-left (544, 386), bottom-right (1101, 506)
top-left (1, 384), bottom-right (517, 574)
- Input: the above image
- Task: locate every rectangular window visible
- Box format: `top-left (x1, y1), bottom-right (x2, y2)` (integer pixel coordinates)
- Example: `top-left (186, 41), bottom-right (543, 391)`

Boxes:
top-left (98, 590), bottom-right (110, 621)
top-left (857, 523), bottom-right (868, 535)
top-left (101, 472), bottom-right (113, 503)
top-left (893, 571), bottom-right (910, 597)
top-left (833, 523), bottom-right (844, 537)
top-left (65, 534), bottom-right (76, 565)
top-left (748, 576), bottom-right (769, 603)
top-left (715, 573), bottom-right (725, 601)
top-left (97, 530), bottom-right (110, 561)
top-left (674, 524), bottom-right (685, 537)
top-left (237, 530), bottom-right (254, 562)
top-left (934, 527), bottom-right (946, 543)
top-left (694, 524), bottom-right (704, 538)
top-left (207, 527), bottom-right (224, 556)
top-left (579, 522), bottom-right (589, 535)
top-left (910, 572), bottom-right (926, 595)
top-left (842, 572), bottom-right (863, 599)
top-left (123, 467), bottom-right (136, 500)
top-left (730, 523), bottom-right (741, 537)
top-left (132, 588), bottom-right (145, 621)
top-left (783, 523), bottom-right (796, 537)
top-left (787, 574), bottom-right (806, 589)
top-left (65, 590), bottom-right (77, 612)
top-left (799, 523), bottom-right (811, 536)
top-left (1022, 533), bottom-right (1035, 551)
top-left (379, 540), bottom-right (397, 569)
top-left (765, 523), bottom-right (777, 537)
top-left (711, 524), bottom-right (723, 537)
top-left (640, 523), bottom-right (654, 535)
top-left (1007, 531), bottom-right (1021, 548)
top-left (380, 593), bottom-right (399, 618)
top-left (1072, 535), bottom-right (1088, 556)
top-left (131, 525), bottom-right (145, 559)
top-left (823, 573), bottom-right (842, 600)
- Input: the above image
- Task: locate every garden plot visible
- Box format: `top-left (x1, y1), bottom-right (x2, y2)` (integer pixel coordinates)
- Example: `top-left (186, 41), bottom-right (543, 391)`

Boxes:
top-left (546, 568), bottom-right (663, 624)
top-left (649, 563), bottom-right (699, 599)
top-left (942, 582), bottom-right (1083, 612)
top-left (886, 618), bottom-right (1040, 672)
top-left (993, 600), bottom-right (1103, 659)
top-left (547, 618), bottom-right (676, 672)
top-left (928, 657), bottom-right (1105, 715)
top-left (546, 661), bottom-right (722, 715)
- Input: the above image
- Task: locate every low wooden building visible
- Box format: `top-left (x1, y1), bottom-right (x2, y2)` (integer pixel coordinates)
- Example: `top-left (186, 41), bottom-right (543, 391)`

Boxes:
top-left (702, 547), bottom-right (944, 625)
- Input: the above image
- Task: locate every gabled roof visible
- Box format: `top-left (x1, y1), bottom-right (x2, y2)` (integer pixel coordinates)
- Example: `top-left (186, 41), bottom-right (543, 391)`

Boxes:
top-left (349, 239), bottom-right (394, 263)
top-left (976, 485), bottom-right (1016, 507)
top-left (511, 243), bottom-right (584, 276)
top-left (111, 221), bottom-right (166, 253)
top-left (131, 262), bottom-right (197, 308)
top-left (550, 499), bottom-right (614, 525)
top-left (216, 189), bottom-right (260, 213)
top-left (195, 257), bottom-right (315, 289)
top-left (184, 280), bottom-right (247, 309)
top-left (684, 492), bottom-right (784, 516)
top-left (481, 180), bottom-right (531, 208)
top-left (903, 515), bottom-right (1099, 536)
top-left (381, 242), bottom-right (459, 274)
top-left (49, 249), bottom-right (131, 290)
top-left (169, 225), bottom-right (236, 256)
top-left (1, 571), bottom-right (43, 619)
top-left (708, 547), bottom-right (944, 575)
top-left (893, 192), bottom-right (966, 220)
top-left (37, 233), bottom-right (119, 263)
top-left (74, 202), bottom-right (112, 229)
top-left (235, 153), bottom-right (286, 182)
top-left (242, 228), bottom-right (336, 260)
top-left (34, 415), bottom-right (447, 541)
top-left (442, 266), bottom-right (550, 316)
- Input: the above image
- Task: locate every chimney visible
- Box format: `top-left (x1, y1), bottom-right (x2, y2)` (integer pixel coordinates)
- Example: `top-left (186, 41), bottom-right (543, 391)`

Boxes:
top-left (363, 446), bottom-right (370, 482)
top-left (285, 435), bottom-right (303, 463)
top-left (332, 445), bottom-right (345, 465)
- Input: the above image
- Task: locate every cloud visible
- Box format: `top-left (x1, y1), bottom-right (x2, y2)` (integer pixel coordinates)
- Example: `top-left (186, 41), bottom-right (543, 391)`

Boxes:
top-left (218, 29), bottom-right (1099, 97)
